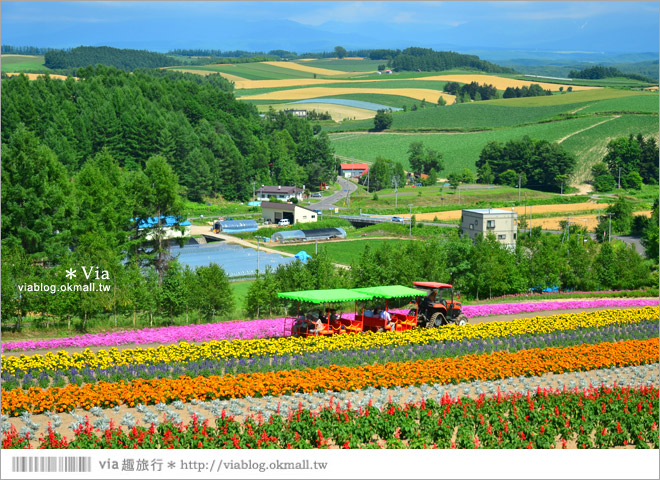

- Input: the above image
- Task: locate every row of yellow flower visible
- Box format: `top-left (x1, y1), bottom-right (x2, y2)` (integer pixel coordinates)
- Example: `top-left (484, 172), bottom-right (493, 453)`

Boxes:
top-left (2, 307), bottom-right (657, 375)
top-left (2, 338), bottom-right (657, 416)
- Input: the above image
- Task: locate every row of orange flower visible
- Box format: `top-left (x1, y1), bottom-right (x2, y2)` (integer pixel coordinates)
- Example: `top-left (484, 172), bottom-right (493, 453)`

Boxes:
top-left (2, 338), bottom-right (657, 416)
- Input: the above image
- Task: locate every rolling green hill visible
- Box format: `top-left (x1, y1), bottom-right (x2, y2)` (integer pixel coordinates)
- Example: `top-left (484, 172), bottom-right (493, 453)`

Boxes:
top-left (1, 55), bottom-right (49, 73)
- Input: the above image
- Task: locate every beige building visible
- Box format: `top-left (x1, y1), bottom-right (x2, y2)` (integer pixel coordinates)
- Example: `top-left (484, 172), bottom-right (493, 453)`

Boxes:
top-left (461, 208), bottom-right (518, 249)
top-left (261, 201), bottom-right (318, 225)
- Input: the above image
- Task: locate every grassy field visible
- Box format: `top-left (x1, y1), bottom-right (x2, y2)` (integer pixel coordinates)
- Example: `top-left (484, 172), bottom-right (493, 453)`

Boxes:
top-left (269, 238), bottom-right (408, 264)
top-left (330, 115), bottom-right (614, 174)
top-left (294, 58), bottom-right (383, 72)
top-left (165, 63), bottom-right (320, 80)
top-left (1, 54), bottom-right (49, 73)
top-left (560, 114), bottom-right (659, 183)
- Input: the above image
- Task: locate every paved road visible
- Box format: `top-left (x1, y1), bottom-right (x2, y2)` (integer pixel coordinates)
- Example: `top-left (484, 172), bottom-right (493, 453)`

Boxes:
top-left (307, 176), bottom-right (358, 210)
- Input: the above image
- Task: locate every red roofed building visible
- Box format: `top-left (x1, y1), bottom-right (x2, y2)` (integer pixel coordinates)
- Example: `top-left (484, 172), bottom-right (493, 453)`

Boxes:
top-left (339, 163), bottom-right (369, 178)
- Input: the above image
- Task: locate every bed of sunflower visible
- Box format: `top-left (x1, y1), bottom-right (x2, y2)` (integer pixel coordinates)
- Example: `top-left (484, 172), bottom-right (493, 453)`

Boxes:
top-left (1, 307), bottom-right (658, 421)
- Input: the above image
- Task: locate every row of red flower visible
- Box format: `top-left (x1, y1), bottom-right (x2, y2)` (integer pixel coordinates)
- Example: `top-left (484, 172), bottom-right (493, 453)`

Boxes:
top-left (3, 385), bottom-right (657, 449)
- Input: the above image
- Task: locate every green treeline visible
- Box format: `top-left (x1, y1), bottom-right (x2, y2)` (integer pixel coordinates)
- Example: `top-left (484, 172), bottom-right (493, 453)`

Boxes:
top-left (1, 66), bottom-right (336, 203)
top-left (388, 47), bottom-right (514, 73)
top-left (443, 81), bottom-right (499, 101)
top-left (245, 229), bottom-right (657, 316)
top-left (476, 136), bottom-right (576, 192)
top-left (44, 46), bottom-right (180, 70)
top-left (568, 65), bottom-right (655, 83)
top-left (1, 45), bottom-right (53, 55)
top-left (502, 84), bottom-right (553, 98)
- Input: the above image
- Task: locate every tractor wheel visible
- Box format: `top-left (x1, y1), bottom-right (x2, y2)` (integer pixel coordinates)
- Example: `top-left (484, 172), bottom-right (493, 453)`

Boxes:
top-left (455, 314), bottom-right (468, 326)
top-left (429, 312), bottom-right (446, 328)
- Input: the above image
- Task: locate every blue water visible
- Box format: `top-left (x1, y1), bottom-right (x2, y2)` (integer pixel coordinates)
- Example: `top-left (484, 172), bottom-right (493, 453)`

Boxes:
top-left (173, 243), bottom-right (297, 278)
top-left (291, 98), bottom-right (402, 112)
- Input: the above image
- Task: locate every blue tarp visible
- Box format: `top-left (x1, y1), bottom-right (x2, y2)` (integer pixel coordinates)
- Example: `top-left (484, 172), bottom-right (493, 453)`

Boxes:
top-left (134, 216), bottom-right (191, 229)
top-left (294, 251), bottom-right (312, 263)
top-left (247, 201), bottom-right (261, 207)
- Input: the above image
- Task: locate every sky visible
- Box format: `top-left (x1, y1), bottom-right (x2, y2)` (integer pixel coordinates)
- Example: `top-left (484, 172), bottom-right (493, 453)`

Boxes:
top-left (1, 1), bottom-right (658, 54)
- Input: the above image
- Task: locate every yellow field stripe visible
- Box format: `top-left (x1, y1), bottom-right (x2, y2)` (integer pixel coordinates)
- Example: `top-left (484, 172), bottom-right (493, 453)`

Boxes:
top-left (4, 72), bottom-right (71, 81)
top-left (239, 87), bottom-right (455, 103)
top-left (414, 74), bottom-right (599, 92)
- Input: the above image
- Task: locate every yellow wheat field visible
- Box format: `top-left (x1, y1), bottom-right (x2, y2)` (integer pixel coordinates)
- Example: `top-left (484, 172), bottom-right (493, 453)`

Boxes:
top-left (415, 74), bottom-right (599, 92)
top-left (4, 72), bottom-right (72, 81)
top-left (239, 87), bottom-right (455, 103)
top-left (414, 202), bottom-right (613, 222)
top-left (266, 103), bottom-right (375, 121)
top-left (234, 78), bottom-right (353, 89)
top-left (261, 61), bottom-right (347, 76)
top-left (527, 211), bottom-right (651, 231)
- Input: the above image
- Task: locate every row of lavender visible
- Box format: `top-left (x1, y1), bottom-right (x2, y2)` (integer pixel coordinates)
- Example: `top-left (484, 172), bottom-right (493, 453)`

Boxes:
top-left (2, 298), bottom-right (657, 353)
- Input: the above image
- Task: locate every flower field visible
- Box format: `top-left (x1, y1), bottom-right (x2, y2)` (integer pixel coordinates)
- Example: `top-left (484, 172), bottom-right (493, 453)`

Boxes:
top-left (2, 306), bottom-right (658, 448)
top-left (2, 298), bottom-right (655, 353)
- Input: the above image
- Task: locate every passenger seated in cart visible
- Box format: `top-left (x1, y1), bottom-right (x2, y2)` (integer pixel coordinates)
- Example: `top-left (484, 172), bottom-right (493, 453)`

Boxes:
top-left (364, 307), bottom-right (374, 317)
top-left (328, 308), bottom-right (346, 330)
top-left (379, 307), bottom-right (395, 331)
top-left (292, 312), bottom-right (324, 337)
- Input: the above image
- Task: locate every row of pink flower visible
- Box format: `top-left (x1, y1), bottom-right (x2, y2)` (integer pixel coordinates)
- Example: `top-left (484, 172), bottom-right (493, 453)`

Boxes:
top-left (1, 298), bottom-right (657, 352)
top-left (469, 290), bottom-right (638, 303)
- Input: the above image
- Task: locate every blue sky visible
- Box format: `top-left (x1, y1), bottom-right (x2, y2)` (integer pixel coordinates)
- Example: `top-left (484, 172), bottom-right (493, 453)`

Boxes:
top-left (1, 1), bottom-right (658, 53)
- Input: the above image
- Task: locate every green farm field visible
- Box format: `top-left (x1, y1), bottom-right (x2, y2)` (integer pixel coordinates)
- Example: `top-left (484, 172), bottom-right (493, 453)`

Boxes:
top-left (165, 62), bottom-right (319, 80)
top-left (269, 238), bottom-right (407, 264)
top-left (560, 114), bottom-right (659, 183)
top-left (330, 115), bottom-right (619, 174)
top-left (1, 54), bottom-right (49, 73)
top-left (295, 58), bottom-right (383, 72)
top-left (327, 89), bottom-right (657, 132)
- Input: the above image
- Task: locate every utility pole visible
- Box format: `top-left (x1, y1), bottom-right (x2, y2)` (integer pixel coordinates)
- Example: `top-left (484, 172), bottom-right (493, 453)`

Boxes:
top-left (529, 205), bottom-right (532, 237)
top-left (256, 237), bottom-right (261, 278)
top-left (252, 181), bottom-right (256, 201)
top-left (560, 182), bottom-right (563, 195)
top-left (408, 204), bottom-right (413, 237)
top-left (392, 176), bottom-right (399, 208)
top-left (607, 213), bottom-right (613, 242)
top-left (618, 166), bottom-right (621, 189)
top-left (518, 174), bottom-right (522, 202)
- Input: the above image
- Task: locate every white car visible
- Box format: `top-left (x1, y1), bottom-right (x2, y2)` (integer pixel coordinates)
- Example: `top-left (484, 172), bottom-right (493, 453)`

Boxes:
top-left (311, 192), bottom-right (322, 198)
top-left (277, 219), bottom-right (291, 226)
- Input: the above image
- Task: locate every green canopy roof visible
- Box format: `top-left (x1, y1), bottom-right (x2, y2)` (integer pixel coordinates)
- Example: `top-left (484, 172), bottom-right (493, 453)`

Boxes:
top-left (352, 285), bottom-right (424, 299)
top-left (278, 288), bottom-right (373, 303)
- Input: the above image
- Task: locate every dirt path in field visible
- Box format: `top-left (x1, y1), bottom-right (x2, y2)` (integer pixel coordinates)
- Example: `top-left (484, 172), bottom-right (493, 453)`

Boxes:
top-left (557, 115), bottom-right (619, 144)
top-left (2, 302), bottom-right (651, 357)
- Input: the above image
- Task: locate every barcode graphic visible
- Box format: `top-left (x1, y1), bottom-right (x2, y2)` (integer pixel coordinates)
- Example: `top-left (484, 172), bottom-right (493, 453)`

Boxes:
top-left (11, 456), bottom-right (91, 473)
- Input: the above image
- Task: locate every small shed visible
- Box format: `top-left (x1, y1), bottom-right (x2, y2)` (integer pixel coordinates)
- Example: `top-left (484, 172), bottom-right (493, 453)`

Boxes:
top-left (214, 219), bottom-right (259, 233)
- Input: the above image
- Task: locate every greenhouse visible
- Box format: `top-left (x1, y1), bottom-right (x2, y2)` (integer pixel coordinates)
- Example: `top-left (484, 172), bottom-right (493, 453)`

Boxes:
top-left (271, 230), bottom-right (306, 243)
top-left (270, 228), bottom-right (347, 243)
top-left (214, 219), bottom-right (259, 233)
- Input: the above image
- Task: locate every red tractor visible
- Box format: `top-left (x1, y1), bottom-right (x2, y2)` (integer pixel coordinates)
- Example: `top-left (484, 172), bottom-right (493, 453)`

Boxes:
top-left (410, 282), bottom-right (468, 328)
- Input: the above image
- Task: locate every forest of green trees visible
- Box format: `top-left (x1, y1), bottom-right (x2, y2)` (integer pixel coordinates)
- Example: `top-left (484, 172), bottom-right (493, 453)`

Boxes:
top-left (389, 47), bottom-right (515, 73)
top-left (475, 136), bottom-right (577, 192)
top-left (1, 66), bottom-right (336, 203)
top-left (568, 65), bottom-right (655, 83)
top-left (44, 46), bottom-right (179, 70)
